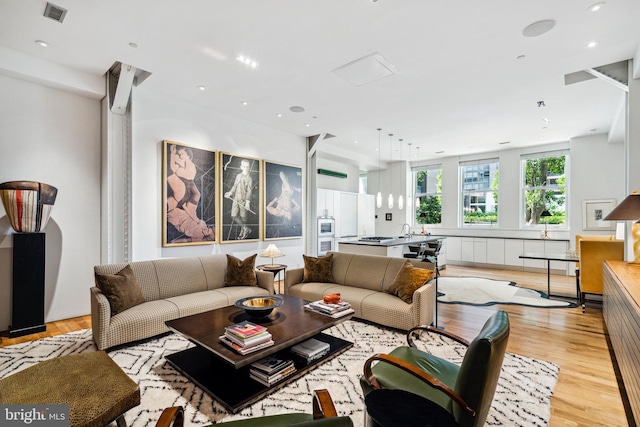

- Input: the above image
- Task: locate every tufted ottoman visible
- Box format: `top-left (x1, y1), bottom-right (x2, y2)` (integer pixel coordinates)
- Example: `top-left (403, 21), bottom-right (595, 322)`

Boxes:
top-left (0, 351), bottom-right (140, 427)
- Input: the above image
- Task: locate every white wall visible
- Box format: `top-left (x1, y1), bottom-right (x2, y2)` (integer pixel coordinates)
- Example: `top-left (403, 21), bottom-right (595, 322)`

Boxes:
top-left (569, 134), bottom-right (625, 247)
top-left (0, 75), bottom-right (101, 328)
top-left (132, 87), bottom-right (308, 269)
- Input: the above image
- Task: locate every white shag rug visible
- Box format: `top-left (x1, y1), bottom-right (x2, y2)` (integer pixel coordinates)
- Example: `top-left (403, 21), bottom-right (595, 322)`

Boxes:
top-left (0, 320), bottom-right (559, 427)
top-left (437, 276), bottom-right (577, 308)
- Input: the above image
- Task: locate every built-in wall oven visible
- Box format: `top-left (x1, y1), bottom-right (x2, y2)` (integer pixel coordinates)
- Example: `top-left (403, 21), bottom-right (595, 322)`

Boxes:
top-left (318, 216), bottom-right (335, 236)
top-left (317, 217), bottom-right (335, 256)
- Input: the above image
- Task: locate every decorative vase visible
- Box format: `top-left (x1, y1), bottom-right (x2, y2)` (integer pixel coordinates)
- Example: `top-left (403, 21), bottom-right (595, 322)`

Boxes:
top-left (0, 181), bottom-right (58, 233)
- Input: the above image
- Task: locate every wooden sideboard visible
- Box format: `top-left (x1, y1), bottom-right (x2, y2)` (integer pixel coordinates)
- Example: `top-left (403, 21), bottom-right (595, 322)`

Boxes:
top-left (603, 260), bottom-right (640, 424)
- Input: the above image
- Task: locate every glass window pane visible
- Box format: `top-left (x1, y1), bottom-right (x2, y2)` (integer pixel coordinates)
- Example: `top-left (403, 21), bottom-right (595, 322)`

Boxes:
top-left (522, 154), bottom-right (567, 228)
top-left (461, 161), bottom-right (498, 227)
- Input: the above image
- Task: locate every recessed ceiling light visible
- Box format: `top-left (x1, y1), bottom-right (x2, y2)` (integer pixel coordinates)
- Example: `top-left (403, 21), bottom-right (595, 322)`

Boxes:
top-left (35, 40), bottom-right (49, 47)
top-left (305, 124), bottom-right (310, 127)
top-left (236, 55), bottom-right (258, 69)
top-left (241, 101), bottom-right (248, 106)
top-left (516, 55), bottom-right (526, 60)
top-left (543, 118), bottom-right (550, 124)
top-left (197, 85), bottom-right (206, 91)
top-left (128, 42), bottom-right (138, 48)
top-left (587, 2), bottom-right (606, 12)
top-left (587, 40), bottom-right (598, 48)
top-left (289, 106), bottom-right (305, 113)
top-left (522, 20), bottom-right (556, 37)
top-left (354, 140), bottom-right (358, 144)
top-left (276, 113), bottom-right (282, 118)
top-left (498, 141), bottom-right (510, 145)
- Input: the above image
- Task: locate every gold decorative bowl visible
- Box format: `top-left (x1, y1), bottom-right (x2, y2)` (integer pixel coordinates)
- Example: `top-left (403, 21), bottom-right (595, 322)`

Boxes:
top-left (235, 296), bottom-right (283, 318)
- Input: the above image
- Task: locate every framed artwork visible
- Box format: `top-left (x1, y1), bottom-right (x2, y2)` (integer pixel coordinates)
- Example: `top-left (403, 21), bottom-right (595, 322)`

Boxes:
top-left (582, 199), bottom-right (616, 231)
top-left (162, 140), bottom-right (216, 247)
top-left (263, 161), bottom-right (303, 240)
top-left (220, 153), bottom-right (261, 242)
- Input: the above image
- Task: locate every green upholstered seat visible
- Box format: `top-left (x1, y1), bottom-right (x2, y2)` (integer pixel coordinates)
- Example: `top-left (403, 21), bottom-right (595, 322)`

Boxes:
top-left (361, 310), bottom-right (510, 427)
top-left (0, 351), bottom-right (140, 427)
top-left (214, 414), bottom-right (353, 426)
top-left (155, 389), bottom-right (352, 427)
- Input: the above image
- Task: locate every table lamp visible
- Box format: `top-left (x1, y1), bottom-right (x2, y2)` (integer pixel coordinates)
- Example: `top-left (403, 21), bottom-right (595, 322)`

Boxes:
top-left (603, 191), bottom-right (640, 263)
top-left (260, 244), bottom-right (284, 265)
top-left (540, 209), bottom-right (552, 239)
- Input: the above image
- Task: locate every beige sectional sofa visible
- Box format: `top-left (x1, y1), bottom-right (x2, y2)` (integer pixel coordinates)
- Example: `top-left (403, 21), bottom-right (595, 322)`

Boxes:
top-left (284, 252), bottom-right (436, 331)
top-left (91, 255), bottom-right (274, 350)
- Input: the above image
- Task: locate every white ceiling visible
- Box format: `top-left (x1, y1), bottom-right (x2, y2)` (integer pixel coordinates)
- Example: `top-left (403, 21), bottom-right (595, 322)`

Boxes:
top-left (1, 0), bottom-right (639, 170)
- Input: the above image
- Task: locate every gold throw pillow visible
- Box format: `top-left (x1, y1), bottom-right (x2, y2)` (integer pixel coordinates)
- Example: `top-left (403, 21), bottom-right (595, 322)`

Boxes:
top-left (302, 253), bottom-right (335, 283)
top-left (386, 261), bottom-right (435, 304)
top-left (225, 254), bottom-right (258, 286)
top-left (94, 265), bottom-right (146, 315)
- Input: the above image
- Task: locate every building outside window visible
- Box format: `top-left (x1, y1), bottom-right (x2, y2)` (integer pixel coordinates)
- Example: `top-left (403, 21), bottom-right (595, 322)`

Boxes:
top-left (414, 165), bottom-right (442, 225)
top-left (522, 151), bottom-right (567, 228)
top-left (460, 158), bottom-right (499, 227)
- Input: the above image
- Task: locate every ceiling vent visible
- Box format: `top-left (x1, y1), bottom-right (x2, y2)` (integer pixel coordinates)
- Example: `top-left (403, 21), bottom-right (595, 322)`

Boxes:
top-left (44, 3), bottom-right (68, 23)
top-left (332, 52), bottom-right (399, 87)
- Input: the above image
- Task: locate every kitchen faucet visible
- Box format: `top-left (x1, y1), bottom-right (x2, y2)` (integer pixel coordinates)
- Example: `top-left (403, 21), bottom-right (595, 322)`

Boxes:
top-left (400, 223), bottom-right (411, 238)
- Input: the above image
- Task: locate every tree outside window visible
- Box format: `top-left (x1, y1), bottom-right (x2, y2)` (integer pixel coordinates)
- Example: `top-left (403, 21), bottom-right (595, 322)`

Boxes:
top-left (523, 154), bottom-right (566, 227)
top-left (414, 166), bottom-right (442, 225)
top-left (461, 160), bottom-right (499, 227)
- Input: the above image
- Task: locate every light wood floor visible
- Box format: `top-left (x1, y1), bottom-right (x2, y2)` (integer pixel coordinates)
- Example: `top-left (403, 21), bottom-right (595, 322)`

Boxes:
top-left (0, 265), bottom-right (630, 427)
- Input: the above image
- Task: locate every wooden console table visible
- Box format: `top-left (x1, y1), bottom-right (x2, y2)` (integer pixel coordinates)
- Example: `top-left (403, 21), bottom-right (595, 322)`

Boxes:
top-left (603, 260), bottom-right (640, 424)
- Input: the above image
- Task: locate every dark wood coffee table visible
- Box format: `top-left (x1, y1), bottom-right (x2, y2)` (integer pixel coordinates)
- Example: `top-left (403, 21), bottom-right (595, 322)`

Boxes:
top-left (165, 294), bottom-right (353, 413)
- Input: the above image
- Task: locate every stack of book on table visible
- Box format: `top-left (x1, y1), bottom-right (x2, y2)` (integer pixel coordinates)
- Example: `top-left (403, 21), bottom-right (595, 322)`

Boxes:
top-left (290, 337), bottom-right (330, 364)
top-left (219, 320), bottom-right (274, 355)
top-left (249, 355), bottom-right (296, 386)
top-left (303, 300), bottom-right (354, 318)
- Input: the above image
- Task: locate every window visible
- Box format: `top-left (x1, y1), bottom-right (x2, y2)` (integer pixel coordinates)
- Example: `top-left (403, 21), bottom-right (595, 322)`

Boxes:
top-left (522, 151), bottom-right (567, 228)
top-left (460, 158), bottom-right (499, 227)
top-left (413, 165), bottom-right (442, 225)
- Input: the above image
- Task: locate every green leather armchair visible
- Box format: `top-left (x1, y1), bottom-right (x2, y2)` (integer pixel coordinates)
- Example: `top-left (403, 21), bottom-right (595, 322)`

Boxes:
top-left (361, 310), bottom-right (510, 427)
top-left (155, 389), bottom-right (353, 427)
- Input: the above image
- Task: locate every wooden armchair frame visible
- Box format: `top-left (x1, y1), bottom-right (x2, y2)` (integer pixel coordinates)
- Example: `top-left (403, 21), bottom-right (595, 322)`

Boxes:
top-left (155, 389), bottom-right (339, 427)
top-left (363, 324), bottom-right (477, 417)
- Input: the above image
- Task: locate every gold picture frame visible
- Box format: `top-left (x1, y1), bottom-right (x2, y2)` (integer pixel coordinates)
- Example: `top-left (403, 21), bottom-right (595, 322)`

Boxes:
top-left (162, 140), bottom-right (216, 247)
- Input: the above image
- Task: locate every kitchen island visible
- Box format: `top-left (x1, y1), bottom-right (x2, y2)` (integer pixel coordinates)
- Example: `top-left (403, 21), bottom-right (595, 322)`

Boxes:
top-left (338, 235), bottom-right (445, 264)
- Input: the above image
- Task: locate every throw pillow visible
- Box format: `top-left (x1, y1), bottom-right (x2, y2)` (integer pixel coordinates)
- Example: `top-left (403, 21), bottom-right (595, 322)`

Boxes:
top-left (94, 265), bottom-right (146, 315)
top-left (386, 261), bottom-right (435, 304)
top-left (302, 253), bottom-right (334, 283)
top-left (225, 254), bottom-right (258, 286)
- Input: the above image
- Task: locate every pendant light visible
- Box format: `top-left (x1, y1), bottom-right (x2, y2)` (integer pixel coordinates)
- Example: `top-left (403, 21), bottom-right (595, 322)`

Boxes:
top-left (376, 128), bottom-right (382, 208)
top-left (406, 142), bottom-right (412, 210)
top-left (415, 146), bottom-right (421, 211)
top-left (398, 138), bottom-right (404, 210)
top-left (388, 133), bottom-right (394, 209)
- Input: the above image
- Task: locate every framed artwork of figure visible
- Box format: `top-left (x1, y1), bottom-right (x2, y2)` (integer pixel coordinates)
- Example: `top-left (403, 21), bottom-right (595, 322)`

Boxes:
top-left (220, 153), bottom-right (261, 242)
top-left (162, 140), bottom-right (216, 246)
top-left (263, 161), bottom-right (303, 240)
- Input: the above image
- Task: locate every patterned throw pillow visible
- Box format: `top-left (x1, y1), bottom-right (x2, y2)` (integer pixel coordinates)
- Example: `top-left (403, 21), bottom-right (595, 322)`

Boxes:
top-left (94, 265), bottom-right (146, 315)
top-left (385, 261), bottom-right (435, 304)
top-left (302, 253), bottom-right (335, 283)
top-left (225, 254), bottom-right (258, 286)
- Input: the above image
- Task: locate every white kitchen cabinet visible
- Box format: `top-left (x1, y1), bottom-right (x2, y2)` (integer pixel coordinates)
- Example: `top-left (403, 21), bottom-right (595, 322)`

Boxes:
top-left (386, 245), bottom-right (404, 258)
top-left (338, 192), bottom-right (358, 238)
top-left (357, 194), bottom-right (376, 237)
top-left (473, 238), bottom-right (487, 263)
top-left (316, 188), bottom-right (335, 217)
top-left (523, 240), bottom-right (545, 268)
top-left (446, 237), bottom-right (462, 261)
top-left (486, 238), bottom-right (505, 265)
top-left (504, 239), bottom-right (524, 267)
top-left (461, 238), bottom-right (474, 262)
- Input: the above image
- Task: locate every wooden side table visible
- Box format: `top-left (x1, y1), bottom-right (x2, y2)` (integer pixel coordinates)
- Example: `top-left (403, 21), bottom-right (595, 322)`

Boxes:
top-left (256, 264), bottom-right (287, 293)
